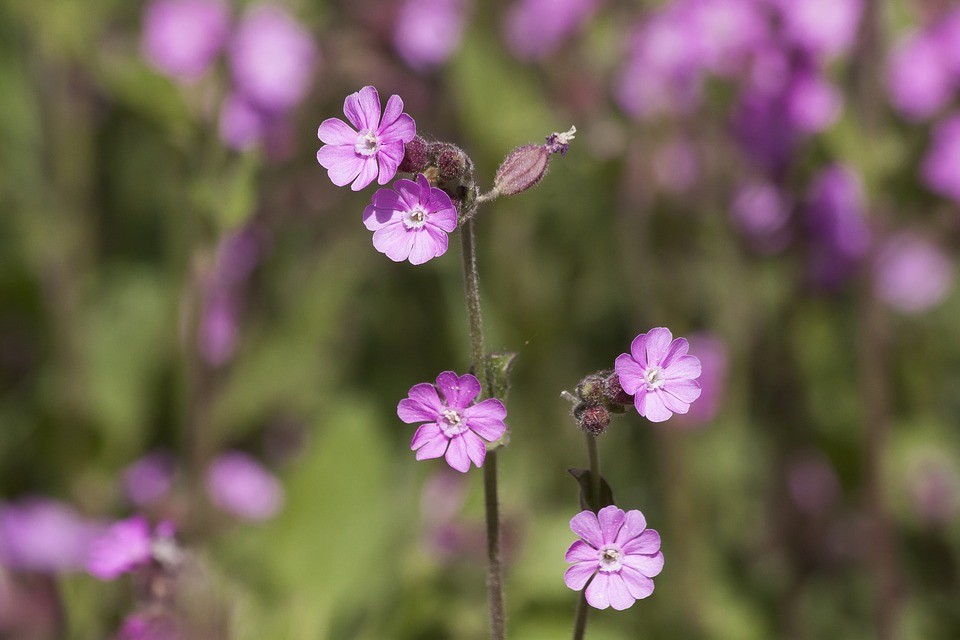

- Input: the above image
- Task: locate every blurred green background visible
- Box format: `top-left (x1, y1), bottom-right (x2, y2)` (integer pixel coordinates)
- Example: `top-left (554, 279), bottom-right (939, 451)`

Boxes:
top-left (1, 0), bottom-right (959, 638)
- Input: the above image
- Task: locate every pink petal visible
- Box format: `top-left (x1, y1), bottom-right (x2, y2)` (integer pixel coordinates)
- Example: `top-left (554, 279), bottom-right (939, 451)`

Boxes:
top-left (605, 573), bottom-right (636, 611)
top-left (377, 141), bottom-right (405, 185)
top-left (354, 85), bottom-right (381, 131)
top-left (660, 337), bottom-right (689, 368)
top-left (564, 561), bottom-right (597, 591)
top-left (408, 229), bottom-right (441, 265)
top-left (635, 389), bottom-right (673, 422)
top-left (614, 510), bottom-right (647, 546)
top-left (463, 398), bottom-right (507, 442)
top-left (569, 510), bottom-right (603, 548)
top-left (629, 333), bottom-right (649, 368)
top-left (410, 422), bottom-right (442, 449)
top-left (317, 145), bottom-right (363, 187)
top-left (435, 372), bottom-right (481, 408)
top-left (407, 383), bottom-right (444, 413)
top-left (643, 327), bottom-right (674, 366)
top-left (373, 222), bottom-right (415, 262)
top-left (394, 179), bottom-right (421, 209)
top-left (343, 90), bottom-right (368, 130)
top-left (658, 388), bottom-right (691, 415)
top-left (584, 572), bottom-right (611, 609)
top-left (663, 355), bottom-right (702, 381)
top-left (565, 540), bottom-right (598, 564)
top-left (597, 505), bottom-right (625, 544)
top-left (415, 433), bottom-right (449, 460)
top-left (620, 565), bottom-right (656, 599)
top-left (622, 529), bottom-right (661, 555)
top-left (398, 398), bottom-right (438, 424)
top-left (614, 354), bottom-right (645, 395)
top-left (415, 174), bottom-right (432, 203)
top-left (427, 204), bottom-right (457, 233)
top-left (362, 202), bottom-right (400, 231)
top-left (351, 157), bottom-right (379, 191)
top-left (317, 118), bottom-right (357, 145)
top-left (378, 94), bottom-right (405, 130)
top-left (379, 112), bottom-right (416, 144)
top-left (462, 430), bottom-right (487, 468)
top-left (623, 551), bottom-right (664, 578)
top-left (662, 378), bottom-right (701, 403)
top-left (424, 225), bottom-right (449, 260)
top-left (444, 434), bottom-right (471, 472)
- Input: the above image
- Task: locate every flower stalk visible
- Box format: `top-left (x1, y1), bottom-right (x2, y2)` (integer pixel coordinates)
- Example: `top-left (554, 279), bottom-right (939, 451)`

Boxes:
top-left (572, 432), bottom-right (601, 640)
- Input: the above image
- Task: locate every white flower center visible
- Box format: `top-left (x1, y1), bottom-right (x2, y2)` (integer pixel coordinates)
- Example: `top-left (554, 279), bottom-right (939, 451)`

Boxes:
top-left (403, 206), bottom-right (428, 229)
top-left (644, 366), bottom-right (664, 389)
top-left (355, 130), bottom-right (380, 157)
top-left (598, 545), bottom-right (623, 572)
top-left (439, 409), bottom-right (466, 437)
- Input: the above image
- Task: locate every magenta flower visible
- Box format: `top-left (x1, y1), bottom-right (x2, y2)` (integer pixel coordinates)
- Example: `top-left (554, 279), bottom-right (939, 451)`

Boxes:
top-left (0, 499), bottom-right (99, 573)
top-left (141, 0), bottom-right (229, 83)
top-left (922, 115), bottom-right (960, 205)
top-left (504, 0), bottom-right (598, 61)
top-left (205, 452), bottom-right (284, 521)
top-left (123, 451), bottom-right (176, 507)
top-left (873, 233), bottom-right (954, 314)
top-left (362, 174), bottom-right (457, 264)
top-left (885, 32), bottom-right (955, 121)
top-left (317, 86), bottom-right (416, 191)
top-left (564, 505), bottom-right (663, 610)
top-left (394, 0), bottom-right (467, 71)
top-left (615, 327), bottom-right (702, 423)
top-left (229, 5), bottom-right (317, 113)
top-left (398, 371), bottom-right (507, 473)
top-left (674, 333), bottom-right (727, 427)
top-left (87, 517), bottom-right (155, 580)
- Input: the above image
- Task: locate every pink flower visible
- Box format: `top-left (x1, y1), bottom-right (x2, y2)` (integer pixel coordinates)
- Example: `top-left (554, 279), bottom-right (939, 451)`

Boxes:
top-left (123, 451), bottom-right (176, 507)
top-left (87, 517), bottom-right (157, 580)
top-left (141, 0), bottom-right (229, 83)
top-left (394, 0), bottom-right (467, 71)
top-left (0, 499), bottom-right (100, 573)
top-left (398, 372), bottom-right (507, 473)
top-left (922, 115), bottom-right (960, 205)
top-left (205, 452), bottom-right (284, 521)
top-left (615, 327), bottom-right (702, 423)
top-left (317, 86), bottom-right (416, 191)
top-left (362, 174), bottom-right (457, 264)
top-left (564, 505), bottom-right (663, 610)
top-left (229, 5), bottom-right (317, 113)
top-left (873, 233), bottom-right (954, 314)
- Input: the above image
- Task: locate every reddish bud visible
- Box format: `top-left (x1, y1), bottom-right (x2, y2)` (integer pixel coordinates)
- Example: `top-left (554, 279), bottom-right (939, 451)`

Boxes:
top-left (575, 404), bottom-right (610, 436)
top-left (493, 126), bottom-right (576, 197)
top-left (604, 374), bottom-right (633, 406)
top-left (398, 136), bottom-right (430, 173)
top-left (437, 145), bottom-right (468, 181)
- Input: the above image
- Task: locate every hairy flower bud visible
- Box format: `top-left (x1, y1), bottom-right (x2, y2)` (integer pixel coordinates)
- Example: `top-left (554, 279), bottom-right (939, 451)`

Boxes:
top-left (398, 136), bottom-right (430, 173)
top-left (576, 374), bottom-right (605, 405)
top-left (575, 404), bottom-right (610, 436)
top-left (604, 374), bottom-right (633, 406)
top-left (493, 126), bottom-right (576, 196)
top-left (437, 145), bottom-right (468, 181)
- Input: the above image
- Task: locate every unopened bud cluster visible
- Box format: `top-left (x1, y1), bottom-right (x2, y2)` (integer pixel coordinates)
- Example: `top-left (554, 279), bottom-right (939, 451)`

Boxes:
top-left (569, 369), bottom-right (633, 436)
top-left (399, 136), bottom-right (474, 209)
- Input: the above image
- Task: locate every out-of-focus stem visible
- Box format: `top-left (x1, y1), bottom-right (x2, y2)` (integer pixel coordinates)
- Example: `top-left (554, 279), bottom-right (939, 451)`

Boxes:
top-left (572, 433), bottom-right (601, 640)
top-left (459, 218), bottom-right (505, 640)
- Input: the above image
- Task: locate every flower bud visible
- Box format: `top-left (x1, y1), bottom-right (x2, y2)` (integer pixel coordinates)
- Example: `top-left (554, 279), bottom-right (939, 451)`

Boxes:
top-left (576, 374), bottom-right (605, 405)
top-left (437, 145), bottom-right (468, 181)
top-left (398, 136), bottom-right (430, 173)
top-left (493, 126), bottom-right (576, 197)
top-left (575, 404), bottom-right (610, 436)
top-left (604, 374), bottom-right (633, 406)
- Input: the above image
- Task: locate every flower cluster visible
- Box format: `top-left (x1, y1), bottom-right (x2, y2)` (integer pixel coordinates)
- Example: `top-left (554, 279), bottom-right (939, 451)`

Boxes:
top-left (141, 0), bottom-right (317, 152)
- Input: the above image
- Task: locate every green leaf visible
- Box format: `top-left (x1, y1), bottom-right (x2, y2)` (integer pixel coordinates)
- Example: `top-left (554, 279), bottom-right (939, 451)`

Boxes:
top-left (485, 350), bottom-right (518, 400)
top-left (567, 467), bottom-right (615, 513)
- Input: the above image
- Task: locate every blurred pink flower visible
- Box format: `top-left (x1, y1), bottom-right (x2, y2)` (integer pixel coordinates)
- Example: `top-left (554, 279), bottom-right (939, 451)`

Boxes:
top-left (806, 164), bottom-right (870, 260)
top-left (921, 114), bottom-right (960, 204)
top-left (787, 450), bottom-right (840, 515)
top-left (907, 456), bottom-right (960, 526)
top-left (564, 505), bottom-right (663, 610)
top-left (504, 0), bottom-right (598, 61)
top-left (0, 499), bottom-right (99, 573)
top-left (885, 31), bottom-right (955, 121)
top-left (362, 174), bottom-right (457, 265)
top-left (123, 451), bottom-right (176, 507)
top-left (771, 0), bottom-right (863, 58)
top-left (652, 139), bottom-right (699, 194)
top-left (673, 333), bottom-right (727, 427)
top-left (785, 72), bottom-right (843, 134)
top-left (394, 0), bottom-right (467, 71)
top-left (206, 452), bottom-right (284, 521)
top-left (874, 233), bottom-right (953, 314)
top-left (229, 5), bottom-right (317, 113)
top-left (317, 86), bottom-right (417, 191)
top-left (197, 289), bottom-right (238, 367)
top-left (398, 371), bottom-right (507, 472)
top-left (730, 180), bottom-right (793, 253)
top-left (615, 327), bottom-right (702, 423)
top-left (87, 517), bottom-right (159, 580)
top-left (117, 612), bottom-right (182, 640)
top-left (141, 0), bottom-right (229, 83)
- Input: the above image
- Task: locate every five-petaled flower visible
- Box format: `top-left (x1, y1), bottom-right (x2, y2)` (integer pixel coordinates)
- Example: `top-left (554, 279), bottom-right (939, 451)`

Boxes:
top-left (614, 327), bottom-right (702, 423)
top-left (564, 505), bottom-right (663, 610)
top-left (398, 372), bottom-right (507, 472)
top-left (317, 85), bottom-right (416, 191)
top-left (363, 174), bottom-right (458, 264)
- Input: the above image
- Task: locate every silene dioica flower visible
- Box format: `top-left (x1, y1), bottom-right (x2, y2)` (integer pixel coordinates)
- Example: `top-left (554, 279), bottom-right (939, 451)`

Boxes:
top-left (615, 327), bottom-right (702, 423)
top-left (87, 517), bottom-right (178, 580)
top-left (363, 174), bottom-right (458, 264)
top-left (398, 372), bottom-right (507, 473)
top-left (564, 505), bottom-right (664, 610)
top-left (317, 85), bottom-right (416, 191)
